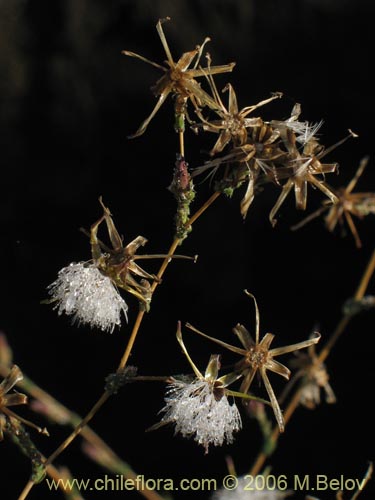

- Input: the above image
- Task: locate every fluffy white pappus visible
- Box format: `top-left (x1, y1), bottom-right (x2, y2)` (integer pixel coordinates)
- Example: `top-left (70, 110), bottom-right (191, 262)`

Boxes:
top-left (160, 378), bottom-right (242, 453)
top-left (299, 381), bottom-right (321, 408)
top-left (211, 477), bottom-right (291, 500)
top-left (47, 262), bottom-right (128, 333)
top-left (299, 373), bottom-right (336, 409)
top-left (287, 120), bottom-right (323, 145)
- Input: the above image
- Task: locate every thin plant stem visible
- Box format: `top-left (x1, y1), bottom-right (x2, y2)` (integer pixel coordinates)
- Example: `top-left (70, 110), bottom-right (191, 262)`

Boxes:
top-left (17, 189), bottom-right (221, 500)
top-left (179, 130), bottom-right (185, 157)
top-left (118, 237), bottom-right (180, 371)
top-left (12, 436), bottom-right (85, 500)
top-left (318, 246), bottom-right (375, 364)
top-left (118, 310), bottom-right (146, 370)
top-left (187, 191), bottom-right (221, 226)
top-left (118, 191), bottom-right (221, 371)
top-left (44, 392), bottom-right (110, 468)
top-left (3, 363), bottom-right (166, 500)
top-left (249, 246), bottom-right (375, 477)
top-left (353, 247), bottom-right (375, 300)
top-left (352, 462), bottom-right (373, 500)
top-left (19, 455), bottom-right (165, 500)
top-left (18, 482), bottom-right (34, 500)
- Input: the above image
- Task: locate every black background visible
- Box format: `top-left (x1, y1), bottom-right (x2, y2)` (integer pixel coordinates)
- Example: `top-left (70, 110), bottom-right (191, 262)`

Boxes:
top-left (1, 1), bottom-right (374, 499)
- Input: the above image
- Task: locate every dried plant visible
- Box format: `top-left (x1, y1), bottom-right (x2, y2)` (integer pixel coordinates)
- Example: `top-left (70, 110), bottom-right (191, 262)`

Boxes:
top-left (122, 17), bottom-right (235, 138)
top-left (292, 156), bottom-right (375, 247)
top-left (0, 365), bottom-right (28, 440)
top-left (0, 366), bottom-right (47, 441)
top-left (192, 104), bottom-right (355, 222)
top-left (186, 291), bottom-right (320, 432)
top-left (153, 323), bottom-right (244, 453)
top-left (193, 54), bottom-right (282, 156)
top-left (48, 197), bottom-right (194, 330)
top-left (2, 13), bottom-right (374, 500)
top-left (280, 337), bottom-right (336, 410)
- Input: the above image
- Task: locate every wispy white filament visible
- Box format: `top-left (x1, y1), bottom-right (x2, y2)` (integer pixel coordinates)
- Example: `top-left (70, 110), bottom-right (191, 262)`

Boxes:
top-left (160, 378), bottom-right (241, 452)
top-left (48, 262), bottom-right (128, 333)
top-left (287, 120), bottom-right (323, 145)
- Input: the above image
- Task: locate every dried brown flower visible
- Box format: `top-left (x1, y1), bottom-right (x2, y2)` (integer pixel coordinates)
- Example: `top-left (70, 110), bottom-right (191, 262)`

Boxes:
top-left (122, 17), bottom-right (235, 137)
top-left (0, 365), bottom-right (27, 440)
top-left (292, 156), bottom-right (375, 247)
top-left (268, 128), bottom-right (340, 226)
top-left (193, 56), bottom-right (281, 156)
top-left (0, 365), bottom-right (47, 441)
top-left (186, 291), bottom-right (320, 432)
top-left (90, 197), bottom-right (193, 311)
top-left (282, 338), bottom-right (336, 410)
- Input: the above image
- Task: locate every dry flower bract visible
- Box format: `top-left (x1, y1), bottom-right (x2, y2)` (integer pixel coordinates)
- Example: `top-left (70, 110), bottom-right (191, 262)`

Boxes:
top-left (292, 156), bottom-right (375, 247)
top-left (89, 198), bottom-right (193, 311)
top-left (192, 102), bottom-right (358, 223)
top-left (285, 338), bottom-right (336, 410)
top-left (122, 17), bottom-right (235, 138)
top-left (0, 365), bottom-right (27, 440)
top-left (0, 365), bottom-right (47, 441)
top-left (48, 197), bottom-right (194, 331)
top-left (193, 55), bottom-right (282, 156)
top-left (187, 291), bottom-right (320, 432)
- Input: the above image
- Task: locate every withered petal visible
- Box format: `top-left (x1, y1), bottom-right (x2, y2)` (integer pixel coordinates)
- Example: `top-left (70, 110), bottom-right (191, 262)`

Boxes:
top-left (270, 332), bottom-right (320, 357)
top-left (265, 359), bottom-right (291, 380)
top-left (261, 367), bottom-right (285, 433)
top-left (232, 324), bottom-right (255, 350)
top-left (3, 393), bottom-right (28, 407)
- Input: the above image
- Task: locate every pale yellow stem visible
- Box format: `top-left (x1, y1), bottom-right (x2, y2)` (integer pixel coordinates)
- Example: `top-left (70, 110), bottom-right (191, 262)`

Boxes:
top-left (179, 130), bottom-right (185, 157)
top-left (18, 190), bottom-right (221, 500)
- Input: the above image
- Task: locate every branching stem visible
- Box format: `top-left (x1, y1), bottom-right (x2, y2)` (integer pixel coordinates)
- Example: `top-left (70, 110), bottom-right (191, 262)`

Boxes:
top-left (249, 246), bottom-right (375, 476)
top-left (17, 188), bottom-right (221, 500)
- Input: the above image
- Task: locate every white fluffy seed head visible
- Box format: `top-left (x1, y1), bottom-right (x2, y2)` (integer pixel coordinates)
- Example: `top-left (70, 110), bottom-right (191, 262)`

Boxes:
top-left (160, 378), bottom-right (242, 453)
top-left (47, 262), bottom-right (128, 333)
top-left (211, 478), bottom-right (291, 499)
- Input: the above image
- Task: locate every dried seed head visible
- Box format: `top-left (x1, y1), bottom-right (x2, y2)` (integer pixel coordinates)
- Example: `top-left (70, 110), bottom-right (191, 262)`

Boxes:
top-left (47, 262), bottom-right (128, 333)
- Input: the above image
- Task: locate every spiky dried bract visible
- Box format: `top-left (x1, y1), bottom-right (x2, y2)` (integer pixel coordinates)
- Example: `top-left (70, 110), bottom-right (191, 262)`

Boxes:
top-left (0, 365), bottom-right (28, 440)
top-left (287, 342), bottom-right (336, 410)
top-left (211, 478), bottom-right (290, 499)
top-left (193, 61), bottom-right (282, 156)
top-left (122, 17), bottom-right (235, 138)
top-left (160, 377), bottom-right (241, 453)
top-left (187, 291), bottom-right (321, 432)
top-left (89, 198), bottom-right (194, 311)
top-left (292, 156), bottom-right (375, 248)
top-left (193, 101), bottom-right (355, 222)
top-left (48, 262), bottom-right (128, 333)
